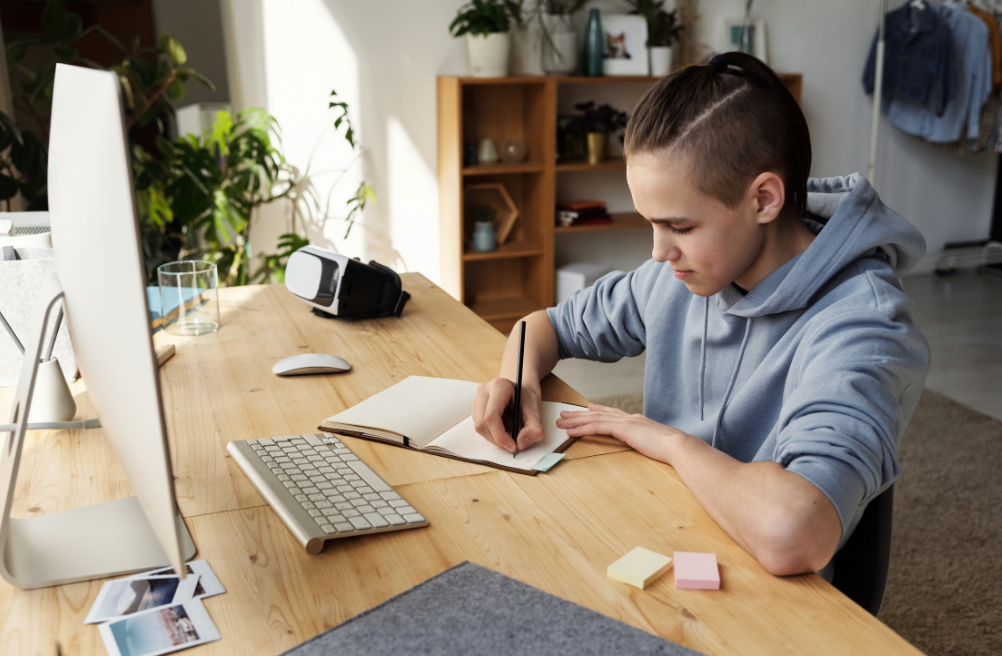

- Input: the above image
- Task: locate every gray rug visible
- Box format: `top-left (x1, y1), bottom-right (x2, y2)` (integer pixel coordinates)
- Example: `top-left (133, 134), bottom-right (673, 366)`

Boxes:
top-left (593, 389), bottom-right (1002, 656)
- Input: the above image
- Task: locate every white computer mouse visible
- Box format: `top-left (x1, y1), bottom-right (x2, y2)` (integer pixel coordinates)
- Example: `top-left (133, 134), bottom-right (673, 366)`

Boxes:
top-left (272, 353), bottom-right (352, 376)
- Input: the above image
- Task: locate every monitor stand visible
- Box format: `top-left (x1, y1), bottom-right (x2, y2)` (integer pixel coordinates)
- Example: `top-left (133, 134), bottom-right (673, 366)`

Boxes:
top-left (0, 276), bottom-right (195, 589)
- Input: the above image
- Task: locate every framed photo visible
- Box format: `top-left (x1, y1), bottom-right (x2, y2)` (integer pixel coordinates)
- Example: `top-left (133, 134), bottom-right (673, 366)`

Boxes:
top-left (85, 575), bottom-right (201, 625)
top-left (718, 18), bottom-right (768, 64)
top-left (602, 15), bottom-right (649, 76)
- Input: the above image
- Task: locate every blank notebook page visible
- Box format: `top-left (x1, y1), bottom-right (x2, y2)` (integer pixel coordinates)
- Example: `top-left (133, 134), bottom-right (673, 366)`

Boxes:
top-left (427, 402), bottom-right (579, 470)
top-left (326, 377), bottom-right (478, 447)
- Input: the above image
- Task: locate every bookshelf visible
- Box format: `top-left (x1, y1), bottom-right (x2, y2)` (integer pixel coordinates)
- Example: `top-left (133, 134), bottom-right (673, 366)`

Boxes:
top-left (437, 73), bottom-right (802, 333)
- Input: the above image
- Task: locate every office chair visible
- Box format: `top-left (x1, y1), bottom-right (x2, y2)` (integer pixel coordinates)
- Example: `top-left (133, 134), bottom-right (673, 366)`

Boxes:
top-left (830, 485), bottom-right (895, 617)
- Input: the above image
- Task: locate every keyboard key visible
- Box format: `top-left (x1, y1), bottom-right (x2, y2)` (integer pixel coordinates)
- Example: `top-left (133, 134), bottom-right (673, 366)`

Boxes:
top-left (349, 516), bottom-right (371, 530)
top-left (303, 501), bottom-right (316, 509)
top-left (350, 498), bottom-right (367, 507)
top-left (335, 502), bottom-right (353, 511)
top-left (337, 485), bottom-right (353, 493)
top-left (315, 500), bottom-right (332, 509)
top-left (320, 523), bottom-right (335, 533)
top-left (343, 509), bottom-right (360, 518)
top-left (329, 494), bottom-right (346, 503)
top-left (342, 454), bottom-right (359, 462)
top-left (378, 506), bottom-right (396, 516)
top-left (308, 509), bottom-right (322, 517)
top-left (389, 499), bottom-right (408, 508)
top-left (318, 467), bottom-right (334, 473)
top-left (346, 461), bottom-right (391, 492)
top-left (334, 522), bottom-right (354, 533)
top-left (385, 514), bottom-right (405, 526)
top-left (291, 475), bottom-right (308, 481)
top-left (301, 487), bottom-right (319, 495)
top-left (321, 508), bottom-right (342, 519)
top-left (308, 494), bottom-right (326, 501)
top-left (371, 500), bottom-right (388, 509)
top-left (277, 475), bottom-right (291, 482)
top-left (344, 474), bottom-right (361, 482)
top-left (357, 505), bottom-right (375, 515)
top-left (282, 481), bottom-right (297, 489)
top-left (380, 491), bottom-right (401, 501)
top-left (304, 434), bottom-right (323, 446)
top-left (345, 492), bottom-right (361, 500)
top-left (365, 513), bottom-right (389, 528)
top-left (363, 493), bottom-right (380, 501)
top-left (294, 494), bottom-right (308, 502)
top-left (403, 513), bottom-right (425, 523)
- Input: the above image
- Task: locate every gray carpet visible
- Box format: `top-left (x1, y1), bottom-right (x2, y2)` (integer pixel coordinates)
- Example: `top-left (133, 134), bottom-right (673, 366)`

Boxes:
top-left (593, 389), bottom-right (1002, 656)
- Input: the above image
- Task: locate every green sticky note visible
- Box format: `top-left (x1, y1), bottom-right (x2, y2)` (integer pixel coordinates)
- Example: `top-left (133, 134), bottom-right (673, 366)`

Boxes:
top-left (532, 453), bottom-right (566, 472)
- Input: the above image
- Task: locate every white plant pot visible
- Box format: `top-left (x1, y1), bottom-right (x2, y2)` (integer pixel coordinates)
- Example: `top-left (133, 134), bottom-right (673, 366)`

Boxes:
top-left (510, 26), bottom-right (544, 76)
top-left (467, 32), bottom-right (511, 78)
top-left (541, 14), bottom-right (578, 75)
top-left (649, 46), bottom-right (673, 77)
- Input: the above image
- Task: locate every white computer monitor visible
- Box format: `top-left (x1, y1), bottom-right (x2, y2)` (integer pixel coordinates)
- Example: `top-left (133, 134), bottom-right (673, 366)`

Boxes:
top-left (0, 64), bottom-right (195, 589)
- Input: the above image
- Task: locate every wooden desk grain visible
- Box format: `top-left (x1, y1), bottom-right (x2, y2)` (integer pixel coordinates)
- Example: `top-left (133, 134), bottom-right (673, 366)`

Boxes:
top-left (0, 273), bottom-right (921, 656)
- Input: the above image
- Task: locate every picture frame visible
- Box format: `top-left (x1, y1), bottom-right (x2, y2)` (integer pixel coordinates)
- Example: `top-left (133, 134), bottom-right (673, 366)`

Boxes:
top-left (718, 18), bottom-right (768, 64)
top-left (601, 15), bottom-right (649, 76)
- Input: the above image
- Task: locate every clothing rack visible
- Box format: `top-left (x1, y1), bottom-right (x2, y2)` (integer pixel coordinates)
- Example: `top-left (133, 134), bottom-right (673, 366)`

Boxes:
top-left (870, 0), bottom-right (1002, 274)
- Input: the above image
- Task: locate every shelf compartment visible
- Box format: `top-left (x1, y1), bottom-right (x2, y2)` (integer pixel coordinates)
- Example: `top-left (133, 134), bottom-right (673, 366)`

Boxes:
top-left (556, 159), bottom-right (626, 172)
top-left (555, 212), bottom-right (648, 234)
top-left (463, 162), bottom-right (545, 176)
top-left (463, 238), bottom-right (544, 261)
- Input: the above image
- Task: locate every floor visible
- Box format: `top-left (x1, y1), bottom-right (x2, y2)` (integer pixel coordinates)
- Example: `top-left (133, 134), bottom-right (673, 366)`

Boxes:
top-left (554, 269), bottom-right (1002, 421)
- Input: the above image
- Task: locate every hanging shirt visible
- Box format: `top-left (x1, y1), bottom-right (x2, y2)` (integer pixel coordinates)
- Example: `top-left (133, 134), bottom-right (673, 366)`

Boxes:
top-left (888, 2), bottom-right (993, 143)
top-left (966, 2), bottom-right (1001, 90)
top-left (862, 2), bottom-right (954, 113)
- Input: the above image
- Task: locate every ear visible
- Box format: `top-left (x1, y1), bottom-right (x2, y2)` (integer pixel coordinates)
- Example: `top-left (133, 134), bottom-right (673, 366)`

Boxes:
top-left (748, 172), bottom-right (786, 226)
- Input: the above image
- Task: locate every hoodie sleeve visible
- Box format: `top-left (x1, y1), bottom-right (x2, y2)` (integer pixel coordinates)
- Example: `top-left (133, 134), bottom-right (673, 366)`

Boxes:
top-left (773, 308), bottom-right (930, 537)
top-left (546, 259), bottom-right (664, 362)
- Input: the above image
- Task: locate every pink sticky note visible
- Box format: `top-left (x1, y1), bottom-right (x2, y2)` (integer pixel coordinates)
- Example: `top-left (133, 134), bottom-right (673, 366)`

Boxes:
top-left (674, 551), bottom-right (720, 590)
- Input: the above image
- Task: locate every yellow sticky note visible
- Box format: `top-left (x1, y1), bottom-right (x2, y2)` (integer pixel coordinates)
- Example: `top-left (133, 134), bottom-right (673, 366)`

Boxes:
top-left (607, 547), bottom-right (673, 589)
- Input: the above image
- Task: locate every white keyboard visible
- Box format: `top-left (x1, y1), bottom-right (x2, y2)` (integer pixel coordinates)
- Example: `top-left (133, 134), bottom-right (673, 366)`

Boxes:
top-left (227, 433), bottom-right (428, 554)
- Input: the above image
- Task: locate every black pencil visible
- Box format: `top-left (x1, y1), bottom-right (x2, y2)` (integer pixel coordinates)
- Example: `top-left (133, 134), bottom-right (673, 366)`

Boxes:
top-left (512, 320), bottom-right (526, 458)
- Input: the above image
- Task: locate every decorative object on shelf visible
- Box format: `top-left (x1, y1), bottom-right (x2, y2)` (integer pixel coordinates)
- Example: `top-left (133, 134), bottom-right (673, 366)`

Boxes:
top-left (718, 15), bottom-right (767, 64)
top-left (601, 14), bottom-right (649, 75)
top-left (560, 102), bottom-right (629, 164)
top-left (478, 138), bottom-right (500, 164)
top-left (464, 183), bottom-right (519, 245)
top-left (449, 0), bottom-right (522, 78)
top-left (464, 142), bottom-right (480, 167)
top-left (556, 200), bottom-right (611, 227)
top-left (515, 0), bottom-right (587, 75)
top-left (556, 262), bottom-right (613, 304)
top-left (500, 140), bottom-right (527, 163)
top-left (472, 213), bottom-right (499, 253)
top-left (583, 8), bottom-right (605, 76)
top-left (541, 12), bottom-right (579, 74)
top-left (621, 0), bottom-right (684, 77)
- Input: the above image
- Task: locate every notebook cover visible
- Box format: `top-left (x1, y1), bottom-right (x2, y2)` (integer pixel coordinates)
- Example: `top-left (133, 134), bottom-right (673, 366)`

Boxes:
top-left (280, 561), bottom-right (705, 656)
top-left (317, 427), bottom-right (579, 476)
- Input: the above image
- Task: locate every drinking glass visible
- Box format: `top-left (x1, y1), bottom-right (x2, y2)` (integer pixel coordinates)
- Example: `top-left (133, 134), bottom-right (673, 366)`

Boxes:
top-left (157, 261), bottom-right (220, 336)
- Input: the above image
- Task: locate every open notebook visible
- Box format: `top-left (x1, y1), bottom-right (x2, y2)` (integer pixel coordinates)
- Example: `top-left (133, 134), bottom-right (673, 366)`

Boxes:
top-left (320, 376), bottom-right (583, 475)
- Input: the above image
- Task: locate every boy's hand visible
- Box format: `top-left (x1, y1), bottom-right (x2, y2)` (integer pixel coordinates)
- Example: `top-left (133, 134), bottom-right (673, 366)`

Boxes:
top-left (556, 402), bottom-right (689, 463)
top-left (472, 378), bottom-right (545, 452)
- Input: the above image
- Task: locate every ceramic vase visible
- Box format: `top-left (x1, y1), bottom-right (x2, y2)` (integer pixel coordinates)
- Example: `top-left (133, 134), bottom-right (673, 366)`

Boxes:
top-left (586, 132), bottom-right (607, 165)
top-left (583, 9), bottom-right (604, 77)
top-left (467, 32), bottom-right (511, 78)
top-left (649, 46), bottom-right (672, 77)
top-left (542, 14), bottom-right (578, 75)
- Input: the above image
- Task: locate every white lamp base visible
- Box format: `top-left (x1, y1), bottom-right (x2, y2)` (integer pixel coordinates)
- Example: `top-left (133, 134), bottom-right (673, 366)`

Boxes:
top-left (27, 357), bottom-right (76, 423)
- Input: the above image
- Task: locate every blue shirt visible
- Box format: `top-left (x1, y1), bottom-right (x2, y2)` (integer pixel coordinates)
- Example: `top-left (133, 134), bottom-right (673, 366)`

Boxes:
top-left (888, 3), bottom-right (993, 143)
top-left (862, 2), bottom-right (954, 113)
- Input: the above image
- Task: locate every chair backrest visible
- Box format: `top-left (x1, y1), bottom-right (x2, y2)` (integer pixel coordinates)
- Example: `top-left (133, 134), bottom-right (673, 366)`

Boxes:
top-left (830, 485), bottom-right (895, 616)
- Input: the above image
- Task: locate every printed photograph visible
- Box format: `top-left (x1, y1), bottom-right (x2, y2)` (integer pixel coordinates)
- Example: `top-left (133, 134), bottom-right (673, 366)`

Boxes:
top-left (108, 605), bottom-right (201, 656)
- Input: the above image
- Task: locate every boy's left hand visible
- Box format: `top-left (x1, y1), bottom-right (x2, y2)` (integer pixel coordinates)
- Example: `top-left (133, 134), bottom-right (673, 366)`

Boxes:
top-left (556, 403), bottom-right (689, 463)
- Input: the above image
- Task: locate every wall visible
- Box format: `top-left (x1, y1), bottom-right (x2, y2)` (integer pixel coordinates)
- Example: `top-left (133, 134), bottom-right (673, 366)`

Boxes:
top-left (152, 0), bottom-right (231, 107)
top-left (217, 0), bottom-right (997, 287)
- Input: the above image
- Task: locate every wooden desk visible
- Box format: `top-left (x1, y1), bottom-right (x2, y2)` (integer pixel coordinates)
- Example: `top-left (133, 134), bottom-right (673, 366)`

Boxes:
top-left (0, 274), bottom-right (921, 655)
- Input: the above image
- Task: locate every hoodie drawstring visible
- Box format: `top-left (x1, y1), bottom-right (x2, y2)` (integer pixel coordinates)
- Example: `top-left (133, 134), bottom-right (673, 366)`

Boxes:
top-left (698, 296), bottom-right (708, 421)
top-left (711, 316), bottom-right (752, 449)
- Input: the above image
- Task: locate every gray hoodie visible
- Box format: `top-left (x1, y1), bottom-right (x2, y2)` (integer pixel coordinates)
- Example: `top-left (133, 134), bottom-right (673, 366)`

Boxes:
top-left (548, 173), bottom-right (931, 555)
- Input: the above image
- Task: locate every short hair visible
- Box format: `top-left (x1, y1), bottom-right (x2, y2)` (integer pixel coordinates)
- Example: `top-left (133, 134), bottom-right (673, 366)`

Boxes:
top-left (624, 51), bottom-right (811, 219)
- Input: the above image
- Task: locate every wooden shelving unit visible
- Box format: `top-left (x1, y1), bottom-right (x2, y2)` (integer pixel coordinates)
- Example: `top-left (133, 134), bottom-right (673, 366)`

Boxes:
top-left (438, 73), bottom-right (802, 333)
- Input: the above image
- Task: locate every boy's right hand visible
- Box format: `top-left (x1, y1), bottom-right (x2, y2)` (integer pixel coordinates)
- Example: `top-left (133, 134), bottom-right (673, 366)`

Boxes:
top-left (472, 378), bottom-right (544, 452)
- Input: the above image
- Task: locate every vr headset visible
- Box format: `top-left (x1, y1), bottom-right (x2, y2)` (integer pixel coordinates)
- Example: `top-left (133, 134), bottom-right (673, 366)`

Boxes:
top-left (285, 246), bottom-right (410, 319)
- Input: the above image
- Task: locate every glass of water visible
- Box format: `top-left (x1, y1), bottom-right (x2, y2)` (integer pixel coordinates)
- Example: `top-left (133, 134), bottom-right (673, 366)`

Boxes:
top-left (157, 260), bottom-right (220, 336)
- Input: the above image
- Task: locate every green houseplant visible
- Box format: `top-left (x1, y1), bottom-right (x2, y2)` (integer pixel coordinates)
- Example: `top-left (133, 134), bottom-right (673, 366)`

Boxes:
top-left (621, 0), bottom-right (684, 76)
top-left (450, 0), bottom-right (522, 78)
top-left (561, 102), bottom-right (629, 165)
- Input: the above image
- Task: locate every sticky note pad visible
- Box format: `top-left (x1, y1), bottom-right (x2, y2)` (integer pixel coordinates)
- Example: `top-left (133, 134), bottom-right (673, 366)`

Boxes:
top-left (607, 547), bottom-right (673, 589)
top-left (532, 453), bottom-right (566, 472)
top-left (673, 551), bottom-right (720, 590)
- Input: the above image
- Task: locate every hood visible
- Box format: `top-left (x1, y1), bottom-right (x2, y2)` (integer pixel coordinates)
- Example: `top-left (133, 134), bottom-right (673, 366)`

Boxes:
top-left (719, 172), bottom-right (927, 318)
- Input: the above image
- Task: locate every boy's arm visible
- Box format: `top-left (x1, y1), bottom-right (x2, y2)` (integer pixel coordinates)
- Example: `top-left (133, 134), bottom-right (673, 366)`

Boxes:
top-left (557, 306), bottom-right (930, 576)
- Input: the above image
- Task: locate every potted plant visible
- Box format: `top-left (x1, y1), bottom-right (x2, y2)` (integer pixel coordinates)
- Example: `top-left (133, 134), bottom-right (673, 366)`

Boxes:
top-left (517, 0), bottom-right (588, 75)
top-left (562, 102), bottom-right (629, 165)
top-left (622, 0), bottom-right (684, 76)
top-left (450, 0), bottom-right (522, 78)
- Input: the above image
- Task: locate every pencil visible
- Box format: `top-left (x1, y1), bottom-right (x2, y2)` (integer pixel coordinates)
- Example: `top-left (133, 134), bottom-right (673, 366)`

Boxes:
top-left (512, 320), bottom-right (526, 458)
